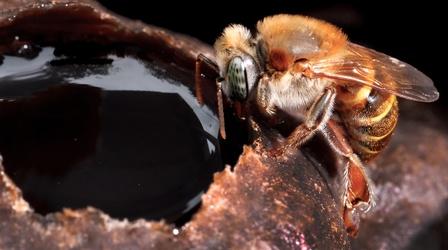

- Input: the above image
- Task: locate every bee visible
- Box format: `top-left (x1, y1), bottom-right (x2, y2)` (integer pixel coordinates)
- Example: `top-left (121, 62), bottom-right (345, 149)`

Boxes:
top-left (195, 14), bottom-right (439, 236)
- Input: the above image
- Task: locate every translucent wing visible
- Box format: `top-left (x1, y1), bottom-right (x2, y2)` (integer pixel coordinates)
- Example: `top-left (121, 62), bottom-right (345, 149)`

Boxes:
top-left (310, 42), bottom-right (439, 102)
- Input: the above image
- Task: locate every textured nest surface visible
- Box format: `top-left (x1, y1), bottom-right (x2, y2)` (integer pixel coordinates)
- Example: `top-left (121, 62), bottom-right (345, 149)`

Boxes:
top-left (0, 1), bottom-right (447, 249)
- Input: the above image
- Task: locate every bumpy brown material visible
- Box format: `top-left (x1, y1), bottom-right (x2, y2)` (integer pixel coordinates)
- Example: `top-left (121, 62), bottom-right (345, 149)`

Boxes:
top-left (0, 1), bottom-right (447, 249)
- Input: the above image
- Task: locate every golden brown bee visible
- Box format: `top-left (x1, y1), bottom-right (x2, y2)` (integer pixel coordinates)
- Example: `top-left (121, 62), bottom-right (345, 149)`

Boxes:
top-left (195, 14), bottom-right (439, 236)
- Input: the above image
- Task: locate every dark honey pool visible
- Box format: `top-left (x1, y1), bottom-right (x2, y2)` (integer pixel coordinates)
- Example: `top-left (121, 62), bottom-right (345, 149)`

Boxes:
top-left (0, 45), bottom-right (224, 224)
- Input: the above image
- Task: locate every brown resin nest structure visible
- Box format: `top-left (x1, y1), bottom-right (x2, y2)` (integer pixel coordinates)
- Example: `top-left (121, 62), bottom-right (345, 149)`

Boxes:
top-left (1, 1), bottom-right (448, 249)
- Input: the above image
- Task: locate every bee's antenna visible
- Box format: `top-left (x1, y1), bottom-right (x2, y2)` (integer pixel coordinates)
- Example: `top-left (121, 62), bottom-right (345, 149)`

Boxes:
top-left (216, 77), bottom-right (227, 139)
top-left (195, 54), bottom-right (226, 139)
top-left (195, 54), bottom-right (219, 105)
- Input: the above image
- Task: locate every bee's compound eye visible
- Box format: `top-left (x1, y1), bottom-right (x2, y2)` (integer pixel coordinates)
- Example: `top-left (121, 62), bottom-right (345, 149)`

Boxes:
top-left (227, 56), bottom-right (248, 100)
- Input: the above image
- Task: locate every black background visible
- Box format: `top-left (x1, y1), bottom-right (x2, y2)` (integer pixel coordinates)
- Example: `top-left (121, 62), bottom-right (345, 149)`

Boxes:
top-left (98, 1), bottom-right (446, 105)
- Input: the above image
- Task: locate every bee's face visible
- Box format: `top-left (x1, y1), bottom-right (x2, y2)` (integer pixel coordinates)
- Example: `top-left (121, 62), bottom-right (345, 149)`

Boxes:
top-left (214, 25), bottom-right (261, 102)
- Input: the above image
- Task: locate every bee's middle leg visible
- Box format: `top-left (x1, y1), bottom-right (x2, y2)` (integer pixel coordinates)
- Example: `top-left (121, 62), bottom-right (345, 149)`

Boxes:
top-left (271, 87), bottom-right (336, 155)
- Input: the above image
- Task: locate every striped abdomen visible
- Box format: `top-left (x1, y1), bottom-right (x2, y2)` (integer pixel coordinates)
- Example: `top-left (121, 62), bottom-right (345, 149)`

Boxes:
top-left (335, 85), bottom-right (398, 162)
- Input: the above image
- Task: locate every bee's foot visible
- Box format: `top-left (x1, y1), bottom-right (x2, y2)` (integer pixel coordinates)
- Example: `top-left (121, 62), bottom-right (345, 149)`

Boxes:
top-left (343, 207), bottom-right (360, 237)
top-left (267, 147), bottom-right (285, 158)
top-left (265, 144), bottom-right (295, 160)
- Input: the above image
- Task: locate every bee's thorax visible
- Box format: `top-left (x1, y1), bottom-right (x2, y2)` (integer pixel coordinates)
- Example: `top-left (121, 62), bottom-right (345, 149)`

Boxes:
top-left (258, 73), bottom-right (332, 114)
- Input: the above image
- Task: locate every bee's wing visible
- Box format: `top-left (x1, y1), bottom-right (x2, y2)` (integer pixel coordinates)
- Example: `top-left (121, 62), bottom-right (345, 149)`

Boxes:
top-left (311, 42), bottom-right (439, 102)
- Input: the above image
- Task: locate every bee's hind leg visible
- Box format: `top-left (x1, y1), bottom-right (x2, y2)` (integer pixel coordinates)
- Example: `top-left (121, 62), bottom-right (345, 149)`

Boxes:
top-left (323, 120), bottom-right (375, 237)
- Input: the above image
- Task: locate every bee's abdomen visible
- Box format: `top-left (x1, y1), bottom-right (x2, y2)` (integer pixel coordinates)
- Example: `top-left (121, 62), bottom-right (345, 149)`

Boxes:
top-left (336, 85), bottom-right (398, 162)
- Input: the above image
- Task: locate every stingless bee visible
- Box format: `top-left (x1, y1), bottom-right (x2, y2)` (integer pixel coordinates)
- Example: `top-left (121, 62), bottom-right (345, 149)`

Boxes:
top-left (195, 14), bottom-right (439, 236)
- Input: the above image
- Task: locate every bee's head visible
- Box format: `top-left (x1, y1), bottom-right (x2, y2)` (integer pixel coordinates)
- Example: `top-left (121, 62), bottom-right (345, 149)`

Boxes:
top-left (214, 25), bottom-right (260, 101)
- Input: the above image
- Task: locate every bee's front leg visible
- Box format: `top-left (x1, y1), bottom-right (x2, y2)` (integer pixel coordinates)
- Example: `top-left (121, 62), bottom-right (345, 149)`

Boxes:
top-left (270, 87), bottom-right (336, 156)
